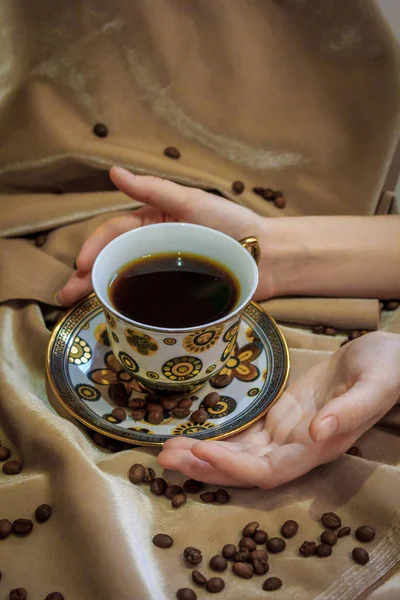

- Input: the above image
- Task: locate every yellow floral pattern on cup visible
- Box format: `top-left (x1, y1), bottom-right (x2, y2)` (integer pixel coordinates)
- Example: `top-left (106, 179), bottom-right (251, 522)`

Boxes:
top-left (183, 324), bottom-right (224, 354)
top-left (162, 356), bottom-right (203, 381)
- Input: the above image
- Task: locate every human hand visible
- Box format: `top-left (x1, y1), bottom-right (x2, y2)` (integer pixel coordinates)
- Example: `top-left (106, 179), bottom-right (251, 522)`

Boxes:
top-left (57, 166), bottom-right (273, 306)
top-left (158, 332), bottom-right (400, 488)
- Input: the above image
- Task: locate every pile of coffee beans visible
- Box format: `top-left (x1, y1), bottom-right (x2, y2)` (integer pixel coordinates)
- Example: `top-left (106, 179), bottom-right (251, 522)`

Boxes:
top-left (252, 186), bottom-right (286, 209)
top-left (129, 463), bottom-right (230, 510)
top-left (0, 441), bottom-right (23, 476)
top-left (312, 325), bottom-right (337, 336)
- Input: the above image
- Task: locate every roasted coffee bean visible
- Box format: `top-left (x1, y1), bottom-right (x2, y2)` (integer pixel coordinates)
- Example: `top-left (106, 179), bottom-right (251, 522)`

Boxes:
top-left (0, 446), bottom-right (11, 461)
top-left (164, 146), bottom-right (181, 159)
top-left (299, 541), bottom-right (316, 557)
top-left (338, 527), bottom-right (351, 538)
top-left (190, 409), bottom-right (208, 424)
top-left (131, 409), bottom-right (146, 420)
top-left (0, 518), bottom-right (12, 539)
top-left (200, 491), bottom-right (216, 503)
top-left (147, 401), bottom-right (163, 413)
top-left (263, 577), bottom-right (282, 591)
top-left (210, 374), bottom-right (231, 388)
top-left (321, 512), bottom-right (342, 529)
top-left (153, 533), bottom-right (173, 548)
top-left (262, 188), bottom-right (276, 201)
top-left (12, 518), bottom-right (33, 535)
top-left (206, 577), bottom-right (225, 593)
top-left (9, 589), bottom-right (27, 600)
top-left (203, 392), bottom-right (220, 408)
top-left (109, 383), bottom-right (129, 406)
top-left (315, 543), bottom-right (332, 557)
top-left (172, 407), bottom-right (191, 419)
top-left (253, 186), bottom-right (265, 196)
top-left (349, 330), bottom-right (361, 340)
top-left (355, 525), bottom-right (375, 542)
top-left (147, 411), bottom-right (163, 425)
top-left (165, 485), bottom-right (184, 499)
top-left (190, 395), bottom-right (199, 401)
top-left (192, 570), bottom-right (207, 586)
top-left (386, 301), bottom-right (400, 311)
top-left (320, 530), bottom-right (337, 546)
top-left (253, 530), bottom-right (268, 544)
top-left (128, 397), bottom-right (147, 409)
top-left (176, 588), bottom-right (196, 600)
top-left (209, 555), bottom-right (227, 572)
top-left (352, 547), bottom-right (369, 565)
top-left (253, 557), bottom-right (269, 575)
top-left (232, 562), bottom-right (253, 579)
top-left (183, 479), bottom-right (204, 494)
top-left (274, 196), bottom-right (286, 209)
top-left (92, 432), bottom-right (107, 448)
top-left (249, 549), bottom-right (269, 563)
top-left (222, 544), bottom-right (237, 560)
top-left (143, 468), bottom-right (156, 482)
top-left (150, 478), bottom-right (168, 496)
top-left (145, 394), bottom-right (161, 403)
top-left (280, 520), bottom-right (298, 539)
top-left (347, 446), bottom-right (362, 458)
top-left (178, 398), bottom-right (193, 409)
top-left (239, 537), bottom-right (257, 552)
top-left (234, 548), bottom-right (250, 562)
top-left (35, 504), bottom-right (52, 523)
top-left (3, 460), bottom-right (23, 475)
top-left (45, 594), bottom-right (64, 600)
top-left (266, 537), bottom-right (286, 553)
top-left (161, 397), bottom-right (178, 410)
top-left (184, 547), bottom-right (202, 565)
top-left (171, 493), bottom-right (187, 508)
top-left (111, 407), bottom-right (126, 422)
top-left (312, 325), bottom-right (325, 335)
top-left (93, 123), bottom-right (108, 137)
top-left (242, 521), bottom-right (259, 537)
top-left (215, 489), bottom-right (230, 504)
top-left (129, 464), bottom-right (145, 484)
top-left (232, 180), bottom-right (245, 194)
top-left (324, 326), bottom-right (337, 336)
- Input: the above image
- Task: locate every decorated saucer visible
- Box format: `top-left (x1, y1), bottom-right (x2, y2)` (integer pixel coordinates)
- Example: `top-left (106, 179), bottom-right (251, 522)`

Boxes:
top-left (46, 294), bottom-right (289, 446)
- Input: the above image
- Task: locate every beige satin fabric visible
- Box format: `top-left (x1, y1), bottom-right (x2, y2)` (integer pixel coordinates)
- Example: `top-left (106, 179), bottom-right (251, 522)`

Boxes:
top-left (0, 1), bottom-right (400, 599)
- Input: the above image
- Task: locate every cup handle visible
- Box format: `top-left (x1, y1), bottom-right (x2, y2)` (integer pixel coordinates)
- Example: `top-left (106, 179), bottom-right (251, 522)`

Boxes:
top-left (239, 236), bottom-right (261, 265)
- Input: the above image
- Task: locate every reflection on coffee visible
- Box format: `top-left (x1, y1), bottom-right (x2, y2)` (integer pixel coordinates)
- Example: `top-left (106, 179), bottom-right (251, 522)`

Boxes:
top-left (109, 252), bottom-right (240, 328)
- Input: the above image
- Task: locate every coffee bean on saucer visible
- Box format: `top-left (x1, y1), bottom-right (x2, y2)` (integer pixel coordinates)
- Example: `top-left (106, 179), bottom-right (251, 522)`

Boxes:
top-left (147, 402), bottom-right (163, 413)
top-left (178, 398), bottom-right (193, 409)
top-left (171, 493), bottom-right (187, 508)
top-left (320, 530), bottom-right (337, 546)
top-left (222, 544), bottom-right (237, 559)
top-left (239, 537), bottom-right (257, 552)
top-left (210, 374), bottom-right (231, 388)
top-left (274, 196), bottom-right (286, 209)
top-left (249, 549), bottom-right (269, 563)
top-left (0, 446), bottom-right (11, 461)
top-left (176, 589), bottom-right (196, 600)
top-left (338, 527), bottom-right (351, 538)
top-left (312, 325), bottom-right (325, 335)
top-left (172, 408), bottom-right (191, 419)
top-left (253, 557), bottom-right (269, 575)
top-left (321, 512), bottom-right (341, 529)
top-left (164, 146), bottom-right (181, 159)
top-left (209, 555), bottom-right (227, 572)
top-left (161, 397), bottom-right (178, 410)
top-left (232, 562), bottom-right (253, 579)
top-left (191, 395), bottom-right (199, 401)
top-left (352, 547), bottom-right (369, 565)
top-left (262, 188), bottom-right (277, 201)
top-left (93, 123), bottom-right (108, 137)
top-left (200, 491), bottom-right (216, 503)
top-left (315, 543), bottom-right (332, 557)
top-left (192, 570), bottom-right (207, 586)
top-left (234, 548), bottom-right (250, 562)
top-left (111, 408), bottom-right (126, 422)
top-left (232, 180), bottom-right (245, 194)
top-left (347, 446), bottom-right (362, 458)
top-left (324, 326), bottom-right (337, 336)
top-left (203, 392), bottom-right (220, 408)
top-left (109, 383), bottom-right (129, 407)
top-left (243, 521), bottom-right (259, 537)
top-left (183, 479), bottom-right (204, 494)
top-left (150, 478), bottom-right (168, 496)
top-left (3, 460), bottom-right (23, 475)
top-left (35, 504), bottom-right (52, 523)
top-left (129, 464), bottom-right (145, 484)
top-left (153, 533), bottom-right (173, 548)
top-left (356, 526), bottom-right (375, 542)
top-left (266, 537), bottom-right (286, 553)
top-left (45, 594), bottom-right (64, 600)
top-left (263, 577), bottom-right (282, 591)
top-left (131, 409), bottom-right (146, 421)
top-left (0, 518), bottom-right (12, 539)
top-left (215, 489), bottom-right (230, 504)
top-left (184, 547), bottom-right (202, 565)
top-left (143, 467), bottom-right (156, 482)
top-left (190, 409), bottom-right (208, 424)
top-left (349, 330), bottom-right (361, 340)
top-left (9, 588), bottom-right (27, 600)
top-left (147, 411), bottom-right (163, 425)
top-left (206, 577), bottom-right (225, 593)
top-left (92, 432), bottom-right (107, 448)
top-left (12, 518), bottom-right (33, 535)
top-left (280, 520), bottom-right (298, 539)
top-left (386, 301), bottom-right (400, 311)
top-left (253, 530), bottom-right (268, 544)
top-left (253, 186), bottom-right (265, 196)
top-left (129, 398), bottom-right (147, 409)
top-left (299, 541), bottom-right (316, 556)
top-left (165, 485), bottom-right (184, 499)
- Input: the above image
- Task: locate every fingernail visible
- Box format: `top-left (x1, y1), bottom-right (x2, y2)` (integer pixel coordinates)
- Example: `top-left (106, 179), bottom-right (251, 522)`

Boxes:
top-left (316, 416), bottom-right (337, 442)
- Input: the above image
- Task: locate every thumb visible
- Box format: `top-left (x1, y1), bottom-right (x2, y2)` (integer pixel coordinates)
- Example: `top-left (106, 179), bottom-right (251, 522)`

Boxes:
top-left (309, 380), bottom-right (383, 443)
